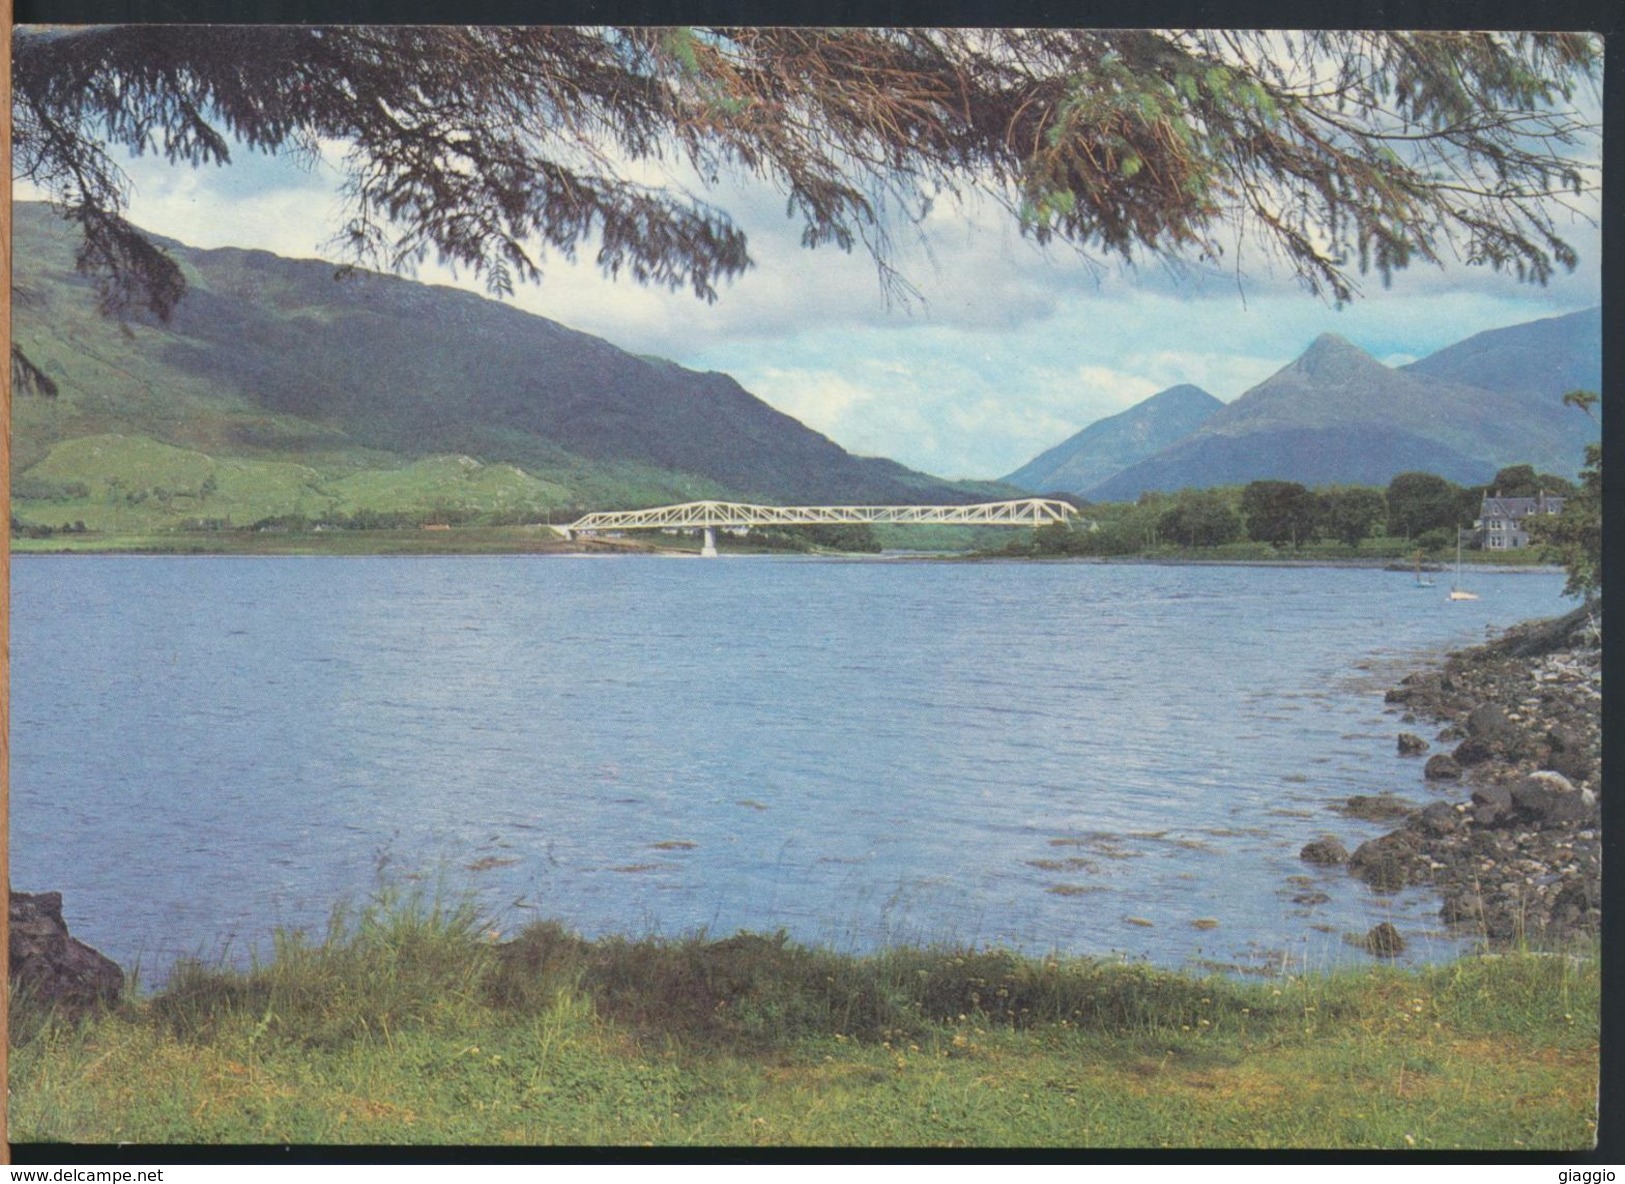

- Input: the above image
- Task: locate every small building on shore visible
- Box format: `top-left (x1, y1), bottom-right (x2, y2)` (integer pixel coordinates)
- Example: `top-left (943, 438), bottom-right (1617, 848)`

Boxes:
top-left (1475, 491), bottom-right (1564, 550)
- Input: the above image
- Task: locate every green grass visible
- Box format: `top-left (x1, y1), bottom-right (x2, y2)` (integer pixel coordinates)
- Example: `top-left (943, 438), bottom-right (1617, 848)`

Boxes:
top-left (12, 433), bottom-right (590, 535)
top-left (8, 526), bottom-right (646, 556)
top-left (9, 893), bottom-right (1600, 1148)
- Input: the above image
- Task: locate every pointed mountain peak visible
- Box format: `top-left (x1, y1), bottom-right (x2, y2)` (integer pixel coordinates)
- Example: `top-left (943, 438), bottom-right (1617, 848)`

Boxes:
top-left (1147, 383), bottom-right (1222, 407)
top-left (1291, 332), bottom-right (1386, 381)
top-left (1302, 331), bottom-right (1367, 359)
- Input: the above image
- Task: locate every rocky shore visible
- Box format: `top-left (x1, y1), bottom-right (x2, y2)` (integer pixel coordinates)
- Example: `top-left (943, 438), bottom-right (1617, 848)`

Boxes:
top-left (1307, 601), bottom-right (1603, 952)
top-left (9, 890), bottom-right (125, 1014)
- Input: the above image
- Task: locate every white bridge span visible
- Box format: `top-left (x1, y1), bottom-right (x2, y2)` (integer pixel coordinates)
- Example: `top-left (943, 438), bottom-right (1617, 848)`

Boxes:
top-left (559, 498), bottom-right (1077, 556)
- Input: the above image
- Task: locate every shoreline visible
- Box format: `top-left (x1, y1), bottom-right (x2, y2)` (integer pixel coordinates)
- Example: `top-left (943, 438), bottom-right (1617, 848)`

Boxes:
top-left (934, 553), bottom-right (1561, 574)
top-left (9, 535), bottom-right (1565, 576)
top-left (1341, 602), bottom-right (1603, 949)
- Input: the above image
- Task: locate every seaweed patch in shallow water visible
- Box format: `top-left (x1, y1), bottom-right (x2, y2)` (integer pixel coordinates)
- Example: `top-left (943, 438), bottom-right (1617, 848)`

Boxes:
top-left (1026, 857), bottom-right (1099, 873)
top-left (1048, 834), bottom-right (1145, 860)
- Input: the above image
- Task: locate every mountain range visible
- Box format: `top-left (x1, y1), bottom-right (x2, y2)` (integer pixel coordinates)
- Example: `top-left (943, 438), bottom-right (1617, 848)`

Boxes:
top-left (1006, 308), bottom-right (1601, 501)
top-left (10, 201), bottom-right (983, 524)
top-left (1002, 384), bottom-right (1223, 495)
top-left (12, 200), bottom-right (1603, 529)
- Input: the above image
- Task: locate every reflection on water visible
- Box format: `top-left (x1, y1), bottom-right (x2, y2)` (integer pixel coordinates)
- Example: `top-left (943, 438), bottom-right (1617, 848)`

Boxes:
top-left (11, 554), bottom-right (1569, 977)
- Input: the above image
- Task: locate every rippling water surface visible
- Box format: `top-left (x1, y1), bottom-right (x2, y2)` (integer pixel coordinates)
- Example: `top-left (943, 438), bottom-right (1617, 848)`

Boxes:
top-left (11, 554), bottom-right (1570, 976)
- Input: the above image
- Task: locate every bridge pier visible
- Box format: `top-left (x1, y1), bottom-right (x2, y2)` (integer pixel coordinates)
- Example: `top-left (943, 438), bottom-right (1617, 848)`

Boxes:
top-left (701, 526), bottom-right (718, 558)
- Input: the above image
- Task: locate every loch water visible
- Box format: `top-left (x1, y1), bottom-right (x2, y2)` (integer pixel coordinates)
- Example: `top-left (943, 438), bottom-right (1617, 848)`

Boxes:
top-left (11, 554), bottom-right (1571, 977)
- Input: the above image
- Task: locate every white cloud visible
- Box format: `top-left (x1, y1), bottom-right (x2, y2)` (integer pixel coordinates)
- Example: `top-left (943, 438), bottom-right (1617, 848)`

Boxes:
top-left (745, 368), bottom-right (876, 438)
top-left (116, 144), bottom-right (349, 259)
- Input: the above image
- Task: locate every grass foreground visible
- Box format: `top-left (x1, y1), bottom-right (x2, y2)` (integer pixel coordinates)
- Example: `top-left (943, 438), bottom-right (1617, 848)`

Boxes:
top-left (9, 891), bottom-right (1600, 1149)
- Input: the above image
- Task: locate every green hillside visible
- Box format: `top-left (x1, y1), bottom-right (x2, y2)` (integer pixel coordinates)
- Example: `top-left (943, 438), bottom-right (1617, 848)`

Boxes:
top-left (11, 202), bottom-right (983, 540)
top-left (14, 434), bottom-right (608, 534)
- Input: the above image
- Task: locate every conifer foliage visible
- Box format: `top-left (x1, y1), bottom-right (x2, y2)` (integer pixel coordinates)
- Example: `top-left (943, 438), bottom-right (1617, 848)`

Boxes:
top-left (12, 27), bottom-right (1600, 368)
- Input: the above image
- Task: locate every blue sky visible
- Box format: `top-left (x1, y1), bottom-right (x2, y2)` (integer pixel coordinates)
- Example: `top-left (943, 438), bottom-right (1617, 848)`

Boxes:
top-left (32, 100), bottom-right (1602, 482)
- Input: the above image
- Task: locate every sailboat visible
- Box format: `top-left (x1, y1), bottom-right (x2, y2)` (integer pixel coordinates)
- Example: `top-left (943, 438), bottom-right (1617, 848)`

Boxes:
top-left (1413, 550), bottom-right (1435, 589)
top-left (1448, 534), bottom-right (1479, 601)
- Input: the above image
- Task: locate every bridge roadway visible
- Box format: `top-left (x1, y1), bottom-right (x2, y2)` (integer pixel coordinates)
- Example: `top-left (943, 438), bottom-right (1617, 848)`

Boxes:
top-left (557, 498), bottom-right (1078, 556)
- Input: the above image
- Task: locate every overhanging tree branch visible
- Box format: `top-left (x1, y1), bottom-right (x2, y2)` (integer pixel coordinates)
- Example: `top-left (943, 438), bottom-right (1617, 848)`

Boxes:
top-left (10, 26), bottom-right (1602, 352)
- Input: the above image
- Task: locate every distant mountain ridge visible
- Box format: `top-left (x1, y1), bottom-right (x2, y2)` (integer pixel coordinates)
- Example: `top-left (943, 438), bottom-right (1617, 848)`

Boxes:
top-left (1001, 383), bottom-right (1221, 493)
top-left (15, 201), bottom-right (1601, 519)
top-left (11, 202), bottom-right (977, 509)
top-left (1401, 307), bottom-right (1602, 396)
top-left (1005, 307), bottom-right (1600, 501)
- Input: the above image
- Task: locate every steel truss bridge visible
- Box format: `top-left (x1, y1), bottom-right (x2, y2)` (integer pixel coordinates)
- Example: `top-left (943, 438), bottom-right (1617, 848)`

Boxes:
top-left (559, 498), bottom-right (1078, 556)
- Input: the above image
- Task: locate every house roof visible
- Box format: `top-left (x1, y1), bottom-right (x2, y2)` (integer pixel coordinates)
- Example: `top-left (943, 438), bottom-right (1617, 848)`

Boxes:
top-left (1479, 494), bottom-right (1564, 519)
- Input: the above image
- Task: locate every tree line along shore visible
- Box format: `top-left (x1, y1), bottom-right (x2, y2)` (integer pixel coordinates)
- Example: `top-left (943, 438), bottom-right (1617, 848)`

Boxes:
top-left (14, 461), bottom-right (1592, 567)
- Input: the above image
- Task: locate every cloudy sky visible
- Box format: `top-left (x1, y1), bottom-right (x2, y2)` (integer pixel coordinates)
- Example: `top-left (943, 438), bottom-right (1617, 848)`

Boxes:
top-left (29, 78), bottom-right (1602, 482)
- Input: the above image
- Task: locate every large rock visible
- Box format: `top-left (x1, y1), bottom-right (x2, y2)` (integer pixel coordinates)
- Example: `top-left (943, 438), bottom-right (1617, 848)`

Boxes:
top-left (1454, 702), bottom-right (1538, 765)
top-left (1465, 703), bottom-right (1512, 741)
top-left (1546, 725), bottom-right (1586, 756)
top-left (1364, 922), bottom-right (1406, 957)
top-left (1546, 751), bottom-right (1599, 787)
top-left (1543, 727), bottom-right (1597, 785)
top-left (1386, 672), bottom-right (1442, 706)
top-left (1484, 601), bottom-right (1600, 659)
top-left (1508, 772), bottom-right (1593, 828)
top-left (1397, 732), bottom-right (1430, 756)
top-left (1470, 783), bottom-right (1514, 827)
top-left (1299, 837), bottom-right (1350, 865)
top-left (1451, 737), bottom-right (1497, 767)
top-left (1423, 753), bottom-right (1462, 781)
top-left (1410, 801), bottom-right (1461, 837)
top-left (9, 891), bottom-right (124, 1014)
top-left (1349, 831), bottom-right (1429, 892)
